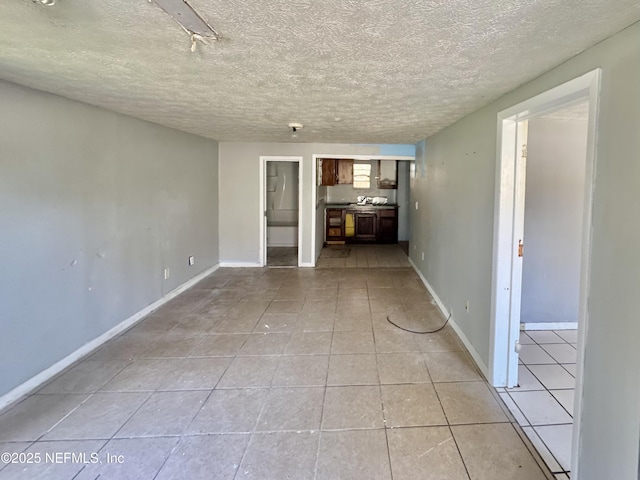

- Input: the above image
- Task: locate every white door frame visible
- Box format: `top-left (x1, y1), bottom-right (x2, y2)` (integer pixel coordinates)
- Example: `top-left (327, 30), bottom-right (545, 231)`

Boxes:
top-left (489, 68), bottom-right (601, 476)
top-left (259, 156), bottom-right (303, 267)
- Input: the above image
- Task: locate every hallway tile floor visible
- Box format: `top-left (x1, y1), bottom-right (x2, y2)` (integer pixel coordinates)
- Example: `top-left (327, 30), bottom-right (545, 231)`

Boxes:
top-left (499, 329), bottom-right (578, 479)
top-left (0, 266), bottom-right (553, 479)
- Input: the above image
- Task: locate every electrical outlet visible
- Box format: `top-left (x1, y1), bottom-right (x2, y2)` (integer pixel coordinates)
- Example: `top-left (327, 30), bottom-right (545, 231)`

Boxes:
top-left (415, 201), bottom-right (419, 210)
top-left (188, 256), bottom-right (195, 266)
top-left (164, 268), bottom-right (170, 280)
top-left (421, 251), bottom-right (425, 261)
top-left (465, 300), bottom-right (470, 312)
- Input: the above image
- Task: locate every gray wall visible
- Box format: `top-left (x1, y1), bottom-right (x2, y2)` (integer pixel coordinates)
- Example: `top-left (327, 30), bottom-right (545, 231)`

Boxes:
top-left (218, 142), bottom-right (407, 265)
top-left (397, 161), bottom-right (411, 241)
top-left (0, 80), bottom-right (219, 398)
top-left (521, 117), bottom-right (588, 325)
top-left (411, 22), bottom-right (640, 478)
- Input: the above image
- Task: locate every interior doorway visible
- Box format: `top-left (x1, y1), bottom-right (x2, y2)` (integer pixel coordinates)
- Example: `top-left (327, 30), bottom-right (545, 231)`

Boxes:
top-left (490, 69), bottom-right (601, 477)
top-left (259, 156), bottom-right (302, 267)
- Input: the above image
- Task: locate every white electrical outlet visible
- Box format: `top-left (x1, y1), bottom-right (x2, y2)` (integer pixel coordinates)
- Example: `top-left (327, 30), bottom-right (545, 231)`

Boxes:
top-left (164, 268), bottom-right (170, 280)
top-left (415, 201), bottom-right (419, 210)
top-left (421, 251), bottom-right (425, 261)
top-left (188, 256), bottom-right (195, 266)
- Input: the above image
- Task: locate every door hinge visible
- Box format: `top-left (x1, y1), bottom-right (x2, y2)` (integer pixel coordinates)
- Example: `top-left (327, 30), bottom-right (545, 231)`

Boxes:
top-left (518, 239), bottom-right (524, 257)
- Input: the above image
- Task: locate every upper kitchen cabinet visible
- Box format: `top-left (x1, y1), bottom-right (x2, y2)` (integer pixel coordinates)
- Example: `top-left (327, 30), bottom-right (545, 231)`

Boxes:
top-left (320, 158), bottom-right (353, 186)
top-left (377, 160), bottom-right (397, 189)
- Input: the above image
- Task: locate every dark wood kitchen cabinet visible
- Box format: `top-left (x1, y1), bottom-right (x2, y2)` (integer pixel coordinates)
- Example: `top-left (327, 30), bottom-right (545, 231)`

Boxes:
top-left (324, 206), bottom-right (398, 245)
top-left (337, 159), bottom-right (354, 184)
top-left (325, 208), bottom-right (345, 243)
top-left (354, 212), bottom-right (377, 242)
top-left (378, 208), bottom-right (398, 244)
top-left (320, 159), bottom-right (353, 186)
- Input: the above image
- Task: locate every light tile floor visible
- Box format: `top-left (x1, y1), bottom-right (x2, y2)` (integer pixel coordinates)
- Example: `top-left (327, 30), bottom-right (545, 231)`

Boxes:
top-left (499, 329), bottom-right (578, 479)
top-left (316, 244), bottom-right (411, 268)
top-left (0, 262), bottom-right (554, 480)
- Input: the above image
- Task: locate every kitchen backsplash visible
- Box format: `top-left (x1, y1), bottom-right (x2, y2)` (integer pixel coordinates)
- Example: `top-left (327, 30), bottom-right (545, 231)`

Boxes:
top-left (326, 184), bottom-right (398, 204)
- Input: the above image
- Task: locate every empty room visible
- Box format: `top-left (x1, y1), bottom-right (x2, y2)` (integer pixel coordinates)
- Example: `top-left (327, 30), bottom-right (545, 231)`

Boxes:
top-left (1, 1), bottom-right (639, 479)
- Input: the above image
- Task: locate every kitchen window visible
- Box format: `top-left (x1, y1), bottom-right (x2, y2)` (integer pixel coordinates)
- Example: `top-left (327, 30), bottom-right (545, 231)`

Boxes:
top-left (353, 163), bottom-right (371, 189)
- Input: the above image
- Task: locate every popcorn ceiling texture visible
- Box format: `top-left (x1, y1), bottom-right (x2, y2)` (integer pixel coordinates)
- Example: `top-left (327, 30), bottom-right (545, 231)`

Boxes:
top-left (0, 1), bottom-right (638, 143)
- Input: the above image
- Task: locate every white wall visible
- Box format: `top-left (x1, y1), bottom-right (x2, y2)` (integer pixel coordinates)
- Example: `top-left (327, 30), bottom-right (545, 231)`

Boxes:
top-left (218, 143), bottom-right (411, 265)
top-left (521, 117), bottom-right (588, 325)
top-left (0, 80), bottom-right (219, 399)
top-left (411, 22), bottom-right (640, 478)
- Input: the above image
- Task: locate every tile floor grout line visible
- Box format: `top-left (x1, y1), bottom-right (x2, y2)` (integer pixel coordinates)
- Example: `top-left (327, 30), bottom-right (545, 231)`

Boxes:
top-left (312, 324), bottom-right (333, 480)
top-left (372, 327), bottom-right (395, 480)
top-left (446, 425), bottom-right (473, 480)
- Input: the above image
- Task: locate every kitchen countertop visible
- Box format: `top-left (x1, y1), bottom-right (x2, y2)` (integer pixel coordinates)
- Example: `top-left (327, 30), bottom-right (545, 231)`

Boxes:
top-left (325, 203), bottom-right (398, 209)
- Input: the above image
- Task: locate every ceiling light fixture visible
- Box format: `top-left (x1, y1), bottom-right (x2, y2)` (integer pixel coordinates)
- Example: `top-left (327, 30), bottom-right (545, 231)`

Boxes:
top-left (288, 123), bottom-right (303, 139)
top-left (32, 0), bottom-right (56, 6)
top-left (149, 0), bottom-right (220, 52)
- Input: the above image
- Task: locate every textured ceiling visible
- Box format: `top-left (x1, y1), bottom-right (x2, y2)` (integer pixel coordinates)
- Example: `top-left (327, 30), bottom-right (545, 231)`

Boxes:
top-left (0, 1), bottom-right (638, 144)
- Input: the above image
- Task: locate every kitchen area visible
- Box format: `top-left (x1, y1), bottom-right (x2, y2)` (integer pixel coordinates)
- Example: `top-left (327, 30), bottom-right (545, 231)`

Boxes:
top-left (317, 157), bottom-right (410, 248)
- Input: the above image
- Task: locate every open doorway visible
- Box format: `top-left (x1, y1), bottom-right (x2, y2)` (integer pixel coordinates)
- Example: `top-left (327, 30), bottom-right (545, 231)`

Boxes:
top-left (490, 69), bottom-right (601, 478)
top-left (259, 156), bottom-right (302, 267)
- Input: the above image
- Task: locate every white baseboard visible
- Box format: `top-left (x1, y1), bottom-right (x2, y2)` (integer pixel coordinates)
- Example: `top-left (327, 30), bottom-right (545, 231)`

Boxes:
top-left (219, 262), bottom-right (262, 268)
top-left (0, 263), bottom-right (220, 413)
top-left (408, 258), bottom-right (489, 379)
top-left (299, 262), bottom-right (315, 268)
top-left (521, 322), bottom-right (578, 331)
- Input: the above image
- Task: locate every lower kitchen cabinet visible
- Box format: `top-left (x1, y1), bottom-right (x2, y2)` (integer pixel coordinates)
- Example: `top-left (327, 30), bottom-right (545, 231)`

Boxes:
top-left (378, 209), bottom-right (398, 244)
top-left (354, 212), bottom-right (377, 242)
top-left (325, 207), bottom-right (397, 245)
top-left (325, 208), bottom-right (345, 243)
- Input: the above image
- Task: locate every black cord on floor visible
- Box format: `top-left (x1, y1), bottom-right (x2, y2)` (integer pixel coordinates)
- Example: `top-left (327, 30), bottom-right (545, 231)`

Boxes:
top-left (386, 312), bottom-right (452, 334)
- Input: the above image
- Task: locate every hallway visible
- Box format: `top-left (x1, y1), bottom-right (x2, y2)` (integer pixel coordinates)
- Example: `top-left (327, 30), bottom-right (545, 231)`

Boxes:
top-left (0, 266), bottom-right (553, 479)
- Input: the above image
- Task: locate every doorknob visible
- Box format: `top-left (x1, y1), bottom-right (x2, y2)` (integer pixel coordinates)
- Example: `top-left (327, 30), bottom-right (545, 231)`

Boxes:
top-left (518, 240), bottom-right (524, 257)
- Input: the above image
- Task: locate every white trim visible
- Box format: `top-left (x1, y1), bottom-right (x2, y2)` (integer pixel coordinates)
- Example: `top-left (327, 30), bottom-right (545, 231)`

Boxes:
top-left (521, 322), bottom-right (579, 331)
top-left (259, 156), bottom-right (303, 267)
top-left (408, 258), bottom-right (489, 379)
top-left (311, 154), bottom-right (317, 265)
top-left (298, 262), bottom-right (315, 268)
top-left (314, 154), bottom-right (415, 161)
top-left (219, 262), bottom-right (262, 268)
top-left (0, 263), bottom-right (220, 412)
